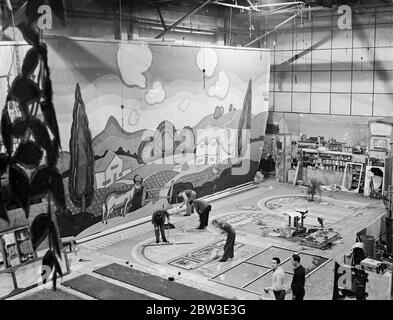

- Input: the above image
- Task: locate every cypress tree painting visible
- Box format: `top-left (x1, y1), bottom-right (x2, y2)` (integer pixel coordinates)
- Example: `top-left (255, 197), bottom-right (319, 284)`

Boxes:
top-left (68, 83), bottom-right (95, 213)
top-left (237, 79), bottom-right (252, 157)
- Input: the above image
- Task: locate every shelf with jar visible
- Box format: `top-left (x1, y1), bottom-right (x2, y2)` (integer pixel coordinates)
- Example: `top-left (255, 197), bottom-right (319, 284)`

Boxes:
top-left (0, 226), bottom-right (36, 269)
top-left (300, 148), bottom-right (355, 172)
top-left (15, 228), bottom-right (35, 263)
top-left (0, 225), bottom-right (71, 299)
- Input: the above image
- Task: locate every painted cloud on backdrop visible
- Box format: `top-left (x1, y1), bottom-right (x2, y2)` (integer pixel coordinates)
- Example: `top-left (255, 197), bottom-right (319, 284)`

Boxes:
top-left (196, 48), bottom-right (218, 77)
top-left (145, 81), bottom-right (166, 105)
top-left (178, 98), bottom-right (191, 112)
top-left (128, 109), bottom-right (140, 126)
top-left (208, 71), bottom-right (229, 98)
top-left (117, 43), bottom-right (152, 88)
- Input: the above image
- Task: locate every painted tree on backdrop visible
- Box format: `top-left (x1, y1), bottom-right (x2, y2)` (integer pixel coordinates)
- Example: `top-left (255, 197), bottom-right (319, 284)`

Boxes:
top-left (237, 79), bottom-right (252, 157)
top-left (137, 121), bottom-right (195, 165)
top-left (69, 83), bottom-right (95, 213)
top-left (0, 0), bottom-right (66, 290)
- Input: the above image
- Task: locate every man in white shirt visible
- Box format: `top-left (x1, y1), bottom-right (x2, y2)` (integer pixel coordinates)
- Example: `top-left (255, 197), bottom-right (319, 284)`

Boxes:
top-left (264, 257), bottom-right (286, 300)
top-left (178, 189), bottom-right (197, 216)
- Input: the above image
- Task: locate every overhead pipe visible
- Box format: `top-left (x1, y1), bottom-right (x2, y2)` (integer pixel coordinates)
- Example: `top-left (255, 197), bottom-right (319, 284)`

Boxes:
top-left (246, 0), bottom-right (260, 11)
top-left (212, 1), bottom-right (252, 11)
top-left (252, 3), bottom-right (302, 16)
top-left (245, 7), bottom-right (303, 47)
top-left (251, 1), bottom-right (304, 8)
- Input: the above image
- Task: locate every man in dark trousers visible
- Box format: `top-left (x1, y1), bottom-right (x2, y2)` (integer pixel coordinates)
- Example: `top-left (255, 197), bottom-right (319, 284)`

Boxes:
top-left (151, 209), bottom-right (170, 243)
top-left (291, 254), bottom-right (306, 300)
top-left (212, 219), bottom-right (236, 262)
top-left (189, 199), bottom-right (211, 229)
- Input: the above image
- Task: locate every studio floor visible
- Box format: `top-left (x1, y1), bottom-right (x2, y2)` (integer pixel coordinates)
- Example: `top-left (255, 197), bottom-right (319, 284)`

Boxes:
top-left (11, 178), bottom-right (387, 300)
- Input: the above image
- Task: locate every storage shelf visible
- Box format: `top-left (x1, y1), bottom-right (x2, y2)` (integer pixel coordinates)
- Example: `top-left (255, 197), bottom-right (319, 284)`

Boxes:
top-left (301, 148), bottom-right (356, 172)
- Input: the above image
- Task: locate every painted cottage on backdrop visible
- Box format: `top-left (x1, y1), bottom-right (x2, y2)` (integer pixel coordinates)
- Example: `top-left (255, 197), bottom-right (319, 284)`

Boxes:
top-left (94, 150), bottom-right (140, 189)
top-left (117, 155), bottom-right (136, 177)
top-left (94, 150), bottom-right (137, 189)
top-left (95, 150), bottom-right (122, 189)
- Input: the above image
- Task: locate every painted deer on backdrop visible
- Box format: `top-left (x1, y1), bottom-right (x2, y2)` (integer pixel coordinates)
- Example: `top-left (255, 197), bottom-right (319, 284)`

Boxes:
top-left (101, 175), bottom-right (143, 224)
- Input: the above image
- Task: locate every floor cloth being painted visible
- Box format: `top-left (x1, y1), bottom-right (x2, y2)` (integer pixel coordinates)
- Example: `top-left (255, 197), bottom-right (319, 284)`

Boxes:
top-left (17, 179), bottom-right (387, 300)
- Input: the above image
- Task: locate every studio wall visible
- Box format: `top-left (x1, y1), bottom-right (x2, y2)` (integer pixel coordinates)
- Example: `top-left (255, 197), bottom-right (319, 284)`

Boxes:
top-left (267, 113), bottom-right (371, 149)
top-left (254, 5), bottom-right (393, 150)
top-left (267, 6), bottom-right (393, 117)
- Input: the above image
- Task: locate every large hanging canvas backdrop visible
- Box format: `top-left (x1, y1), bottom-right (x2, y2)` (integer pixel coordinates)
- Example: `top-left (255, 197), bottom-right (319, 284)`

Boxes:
top-left (0, 39), bottom-right (270, 238)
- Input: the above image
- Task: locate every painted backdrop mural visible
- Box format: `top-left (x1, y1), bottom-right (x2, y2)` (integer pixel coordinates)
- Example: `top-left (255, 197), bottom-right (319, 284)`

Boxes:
top-left (0, 39), bottom-right (270, 238)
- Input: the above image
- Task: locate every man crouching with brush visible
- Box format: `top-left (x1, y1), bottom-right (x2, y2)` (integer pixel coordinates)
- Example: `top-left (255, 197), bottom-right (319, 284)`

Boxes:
top-left (152, 209), bottom-right (171, 243)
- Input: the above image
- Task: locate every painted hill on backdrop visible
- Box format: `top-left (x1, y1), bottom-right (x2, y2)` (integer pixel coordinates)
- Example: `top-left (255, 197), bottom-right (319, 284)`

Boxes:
top-left (194, 110), bottom-right (267, 140)
top-left (92, 110), bottom-right (267, 159)
top-left (92, 116), bottom-right (147, 156)
top-left (194, 110), bottom-right (241, 131)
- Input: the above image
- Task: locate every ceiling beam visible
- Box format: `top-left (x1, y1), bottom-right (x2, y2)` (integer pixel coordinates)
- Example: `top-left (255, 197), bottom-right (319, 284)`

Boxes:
top-left (155, 0), bottom-right (214, 38)
top-left (155, 3), bottom-right (167, 30)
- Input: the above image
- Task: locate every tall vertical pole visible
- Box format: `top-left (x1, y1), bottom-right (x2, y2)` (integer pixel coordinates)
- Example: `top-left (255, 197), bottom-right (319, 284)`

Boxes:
top-left (121, 105), bottom-right (124, 132)
top-left (387, 185), bottom-right (393, 254)
top-left (390, 263), bottom-right (393, 300)
top-left (283, 133), bottom-right (286, 183)
top-left (283, 113), bottom-right (287, 183)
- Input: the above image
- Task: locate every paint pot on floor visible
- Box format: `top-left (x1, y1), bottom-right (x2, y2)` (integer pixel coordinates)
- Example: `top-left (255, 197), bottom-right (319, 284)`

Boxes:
top-left (178, 272), bottom-right (181, 275)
